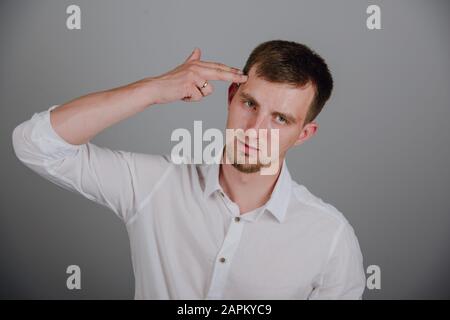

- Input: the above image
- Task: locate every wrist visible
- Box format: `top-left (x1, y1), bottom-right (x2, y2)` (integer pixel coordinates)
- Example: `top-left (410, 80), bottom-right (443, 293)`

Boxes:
top-left (127, 77), bottom-right (161, 108)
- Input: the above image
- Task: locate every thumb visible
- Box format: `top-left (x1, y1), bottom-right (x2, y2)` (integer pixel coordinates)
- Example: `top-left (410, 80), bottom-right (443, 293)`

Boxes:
top-left (184, 47), bottom-right (201, 63)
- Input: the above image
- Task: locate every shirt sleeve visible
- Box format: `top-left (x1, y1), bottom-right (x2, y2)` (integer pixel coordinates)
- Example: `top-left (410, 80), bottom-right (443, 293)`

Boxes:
top-left (12, 104), bottom-right (173, 224)
top-left (309, 222), bottom-right (366, 300)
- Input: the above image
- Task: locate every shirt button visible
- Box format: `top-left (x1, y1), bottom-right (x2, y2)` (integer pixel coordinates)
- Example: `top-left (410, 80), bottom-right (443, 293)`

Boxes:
top-left (234, 216), bottom-right (241, 223)
top-left (219, 257), bottom-right (226, 263)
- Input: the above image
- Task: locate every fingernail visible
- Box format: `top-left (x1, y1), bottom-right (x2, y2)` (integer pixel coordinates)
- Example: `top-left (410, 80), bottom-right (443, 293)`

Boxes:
top-left (238, 70), bottom-right (243, 74)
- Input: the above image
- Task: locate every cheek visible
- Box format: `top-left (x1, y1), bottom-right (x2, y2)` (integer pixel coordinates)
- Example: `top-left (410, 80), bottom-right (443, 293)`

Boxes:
top-left (227, 103), bottom-right (246, 127)
top-left (277, 130), bottom-right (300, 151)
top-left (226, 104), bottom-right (236, 127)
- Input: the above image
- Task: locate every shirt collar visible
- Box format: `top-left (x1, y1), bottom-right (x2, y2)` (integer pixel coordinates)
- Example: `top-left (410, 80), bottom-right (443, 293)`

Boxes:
top-left (203, 161), bottom-right (223, 200)
top-left (203, 157), bottom-right (292, 224)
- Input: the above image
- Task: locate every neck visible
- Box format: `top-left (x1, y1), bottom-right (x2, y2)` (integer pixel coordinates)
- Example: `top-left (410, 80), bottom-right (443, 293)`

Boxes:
top-left (219, 153), bottom-right (283, 214)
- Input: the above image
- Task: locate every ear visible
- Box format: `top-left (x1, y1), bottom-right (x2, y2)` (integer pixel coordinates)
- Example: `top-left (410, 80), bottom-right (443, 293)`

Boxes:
top-left (293, 121), bottom-right (318, 146)
top-left (228, 83), bottom-right (240, 106)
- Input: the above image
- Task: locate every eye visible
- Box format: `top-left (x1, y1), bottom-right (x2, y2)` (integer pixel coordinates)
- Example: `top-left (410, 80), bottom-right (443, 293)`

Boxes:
top-left (275, 114), bottom-right (288, 125)
top-left (243, 100), bottom-right (255, 109)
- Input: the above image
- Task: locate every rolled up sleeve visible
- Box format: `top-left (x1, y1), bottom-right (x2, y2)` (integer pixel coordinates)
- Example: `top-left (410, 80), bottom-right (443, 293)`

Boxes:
top-left (12, 104), bottom-right (172, 223)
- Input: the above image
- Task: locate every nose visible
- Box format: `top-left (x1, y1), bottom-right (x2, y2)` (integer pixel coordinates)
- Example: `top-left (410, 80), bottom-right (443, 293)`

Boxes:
top-left (243, 112), bottom-right (272, 146)
top-left (245, 111), bottom-right (270, 132)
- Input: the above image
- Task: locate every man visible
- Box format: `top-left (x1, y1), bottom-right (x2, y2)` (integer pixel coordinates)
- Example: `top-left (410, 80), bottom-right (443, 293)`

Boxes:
top-left (12, 40), bottom-right (366, 299)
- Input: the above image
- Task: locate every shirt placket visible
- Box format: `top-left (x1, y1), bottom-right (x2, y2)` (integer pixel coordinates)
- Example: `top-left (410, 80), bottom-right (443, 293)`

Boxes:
top-left (205, 191), bottom-right (245, 299)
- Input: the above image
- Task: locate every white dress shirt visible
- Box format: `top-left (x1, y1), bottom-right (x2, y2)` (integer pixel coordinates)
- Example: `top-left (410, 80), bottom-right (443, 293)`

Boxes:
top-left (12, 104), bottom-right (366, 300)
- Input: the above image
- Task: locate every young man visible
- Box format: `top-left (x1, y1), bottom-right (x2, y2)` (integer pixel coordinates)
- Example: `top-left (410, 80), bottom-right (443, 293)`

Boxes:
top-left (12, 40), bottom-right (365, 299)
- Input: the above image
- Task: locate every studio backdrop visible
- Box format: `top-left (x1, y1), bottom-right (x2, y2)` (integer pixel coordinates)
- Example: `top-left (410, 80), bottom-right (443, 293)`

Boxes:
top-left (1, 0), bottom-right (449, 299)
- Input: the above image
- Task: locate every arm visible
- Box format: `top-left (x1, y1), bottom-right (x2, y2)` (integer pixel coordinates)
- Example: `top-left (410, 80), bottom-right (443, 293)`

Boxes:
top-left (12, 48), bottom-right (248, 223)
top-left (49, 47), bottom-right (247, 146)
top-left (12, 104), bottom-right (173, 223)
top-left (49, 81), bottom-right (158, 145)
top-left (308, 222), bottom-right (366, 300)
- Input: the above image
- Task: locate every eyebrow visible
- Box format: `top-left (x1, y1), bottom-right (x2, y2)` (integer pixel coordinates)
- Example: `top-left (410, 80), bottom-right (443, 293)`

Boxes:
top-left (239, 91), bottom-right (298, 124)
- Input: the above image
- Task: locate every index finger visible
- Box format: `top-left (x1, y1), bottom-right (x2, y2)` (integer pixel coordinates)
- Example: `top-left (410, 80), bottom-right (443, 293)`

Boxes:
top-left (195, 61), bottom-right (243, 74)
top-left (200, 67), bottom-right (248, 83)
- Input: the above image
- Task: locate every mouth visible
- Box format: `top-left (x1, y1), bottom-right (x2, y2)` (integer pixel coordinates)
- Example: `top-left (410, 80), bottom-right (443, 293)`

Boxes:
top-left (237, 139), bottom-right (259, 154)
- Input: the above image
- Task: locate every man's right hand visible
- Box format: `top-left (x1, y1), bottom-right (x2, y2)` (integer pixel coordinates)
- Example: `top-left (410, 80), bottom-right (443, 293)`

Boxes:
top-left (46, 47), bottom-right (247, 146)
top-left (134, 47), bottom-right (248, 105)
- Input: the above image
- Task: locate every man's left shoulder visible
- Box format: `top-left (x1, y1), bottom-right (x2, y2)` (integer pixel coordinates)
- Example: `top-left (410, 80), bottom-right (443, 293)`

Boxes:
top-left (289, 181), bottom-right (352, 230)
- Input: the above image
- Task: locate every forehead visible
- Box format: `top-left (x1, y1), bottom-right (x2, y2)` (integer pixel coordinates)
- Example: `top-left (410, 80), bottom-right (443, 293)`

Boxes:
top-left (239, 67), bottom-right (316, 119)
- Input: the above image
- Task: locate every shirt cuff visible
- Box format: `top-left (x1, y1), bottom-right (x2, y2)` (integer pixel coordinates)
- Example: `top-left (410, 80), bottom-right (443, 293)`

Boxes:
top-left (30, 104), bottom-right (81, 159)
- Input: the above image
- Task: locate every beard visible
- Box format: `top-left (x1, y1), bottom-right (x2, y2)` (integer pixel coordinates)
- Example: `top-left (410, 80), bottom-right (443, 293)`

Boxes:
top-left (223, 140), bottom-right (273, 174)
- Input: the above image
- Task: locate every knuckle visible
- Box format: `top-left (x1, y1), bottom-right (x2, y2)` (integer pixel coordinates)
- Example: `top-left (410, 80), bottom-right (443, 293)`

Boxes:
top-left (190, 64), bottom-right (200, 71)
top-left (186, 69), bottom-right (196, 78)
top-left (183, 83), bottom-right (192, 95)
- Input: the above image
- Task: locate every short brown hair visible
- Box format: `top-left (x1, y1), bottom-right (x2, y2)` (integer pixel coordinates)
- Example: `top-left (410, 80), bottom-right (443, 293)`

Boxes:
top-left (242, 40), bottom-right (333, 126)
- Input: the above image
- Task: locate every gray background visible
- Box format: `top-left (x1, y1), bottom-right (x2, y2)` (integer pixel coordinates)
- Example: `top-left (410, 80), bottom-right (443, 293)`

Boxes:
top-left (1, 0), bottom-right (449, 299)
